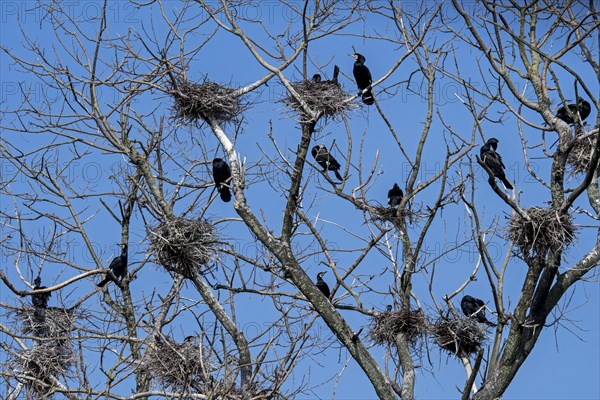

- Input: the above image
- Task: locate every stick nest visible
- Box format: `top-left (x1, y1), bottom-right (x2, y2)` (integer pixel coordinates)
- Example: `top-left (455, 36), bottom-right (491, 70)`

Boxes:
top-left (12, 343), bottom-right (76, 399)
top-left (369, 309), bottom-right (428, 345)
top-left (170, 78), bottom-right (245, 125)
top-left (15, 307), bottom-right (76, 338)
top-left (431, 317), bottom-right (486, 357)
top-left (141, 336), bottom-right (212, 391)
top-left (507, 207), bottom-right (576, 259)
top-left (567, 130), bottom-right (599, 175)
top-left (148, 217), bottom-right (219, 278)
top-left (284, 80), bottom-right (356, 120)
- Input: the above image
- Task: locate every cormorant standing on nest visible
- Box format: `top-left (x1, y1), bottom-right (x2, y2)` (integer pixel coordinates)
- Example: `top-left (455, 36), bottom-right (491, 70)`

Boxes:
top-left (352, 53), bottom-right (374, 105)
top-left (31, 277), bottom-right (51, 323)
top-left (315, 271), bottom-right (330, 299)
top-left (312, 145), bottom-right (343, 181)
top-left (212, 158), bottom-right (232, 202)
top-left (556, 98), bottom-right (591, 125)
top-left (312, 74), bottom-right (322, 83)
top-left (386, 304), bottom-right (393, 312)
top-left (387, 183), bottom-right (403, 207)
top-left (97, 244), bottom-right (128, 287)
top-left (461, 295), bottom-right (496, 327)
top-left (480, 138), bottom-right (513, 190)
top-left (331, 65), bottom-right (340, 84)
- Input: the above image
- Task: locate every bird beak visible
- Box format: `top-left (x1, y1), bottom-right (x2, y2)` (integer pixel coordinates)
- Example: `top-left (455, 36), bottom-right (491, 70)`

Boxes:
top-left (349, 53), bottom-right (356, 59)
top-left (321, 271), bottom-right (327, 275)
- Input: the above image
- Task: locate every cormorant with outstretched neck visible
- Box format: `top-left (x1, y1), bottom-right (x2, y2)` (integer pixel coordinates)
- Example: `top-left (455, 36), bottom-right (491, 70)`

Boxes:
top-left (556, 97), bottom-right (591, 124)
top-left (212, 158), bottom-right (232, 202)
top-left (388, 183), bottom-right (403, 207)
top-left (312, 145), bottom-right (343, 181)
top-left (461, 295), bottom-right (496, 327)
top-left (352, 53), bottom-right (374, 105)
top-left (97, 244), bottom-right (128, 287)
top-left (315, 271), bottom-right (330, 299)
top-left (480, 138), bottom-right (513, 190)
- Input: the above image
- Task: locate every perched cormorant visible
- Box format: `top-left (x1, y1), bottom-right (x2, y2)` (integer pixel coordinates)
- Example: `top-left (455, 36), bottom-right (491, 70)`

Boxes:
top-left (97, 244), bottom-right (128, 288)
top-left (556, 98), bottom-right (591, 124)
top-left (212, 158), bottom-right (232, 202)
top-left (315, 271), bottom-right (330, 299)
top-left (480, 138), bottom-right (513, 190)
top-left (388, 183), bottom-right (403, 207)
top-left (352, 53), bottom-right (374, 105)
top-left (386, 304), bottom-right (393, 312)
top-left (312, 145), bottom-right (343, 181)
top-left (461, 295), bottom-right (496, 327)
top-left (312, 74), bottom-right (322, 83)
top-left (31, 277), bottom-right (51, 309)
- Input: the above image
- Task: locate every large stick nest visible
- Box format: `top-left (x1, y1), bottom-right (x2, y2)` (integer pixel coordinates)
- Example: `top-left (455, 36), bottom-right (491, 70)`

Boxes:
top-left (140, 336), bottom-right (212, 391)
top-left (148, 217), bottom-right (219, 278)
top-left (567, 129), bottom-right (599, 175)
top-left (507, 207), bottom-right (576, 259)
top-left (284, 80), bottom-right (357, 120)
top-left (369, 309), bottom-right (428, 345)
top-left (12, 343), bottom-right (76, 399)
top-left (431, 317), bottom-right (486, 357)
top-left (170, 78), bottom-right (245, 125)
top-left (15, 307), bottom-right (76, 338)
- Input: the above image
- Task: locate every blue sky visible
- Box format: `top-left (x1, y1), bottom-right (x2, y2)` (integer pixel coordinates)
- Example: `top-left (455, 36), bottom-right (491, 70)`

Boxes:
top-left (1, 1), bottom-right (598, 399)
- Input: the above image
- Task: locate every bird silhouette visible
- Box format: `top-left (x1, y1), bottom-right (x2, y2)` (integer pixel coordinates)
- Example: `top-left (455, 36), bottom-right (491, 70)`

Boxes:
top-left (480, 138), bottom-right (513, 190)
top-left (315, 271), bottom-right (330, 299)
top-left (97, 244), bottom-right (128, 287)
top-left (461, 295), bottom-right (496, 327)
top-left (31, 277), bottom-right (51, 309)
top-left (352, 53), bottom-right (374, 105)
top-left (213, 158), bottom-right (232, 202)
top-left (387, 183), bottom-right (404, 207)
top-left (556, 98), bottom-right (591, 125)
top-left (312, 145), bottom-right (343, 181)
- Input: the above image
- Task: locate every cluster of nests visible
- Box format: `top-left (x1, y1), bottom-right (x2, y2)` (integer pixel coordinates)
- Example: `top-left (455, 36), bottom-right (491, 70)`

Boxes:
top-left (170, 78), bottom-right (246, 125)
top-left (567, 128), bottom-right (599, 175)
top-left (10, 307), bottom-right (77, 399)
top-left (369, 309), bottom-right (487, 357)
top-left (148, 217), bottom-right (219, 279)
top-left (507, 207), bottom-right (576, 259)
top-left (284, 77), bottom-right (357, 121)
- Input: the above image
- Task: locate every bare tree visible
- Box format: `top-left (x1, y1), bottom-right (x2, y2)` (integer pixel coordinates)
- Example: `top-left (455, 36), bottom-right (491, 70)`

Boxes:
top-left (1, 1), bottom-right (598, 399)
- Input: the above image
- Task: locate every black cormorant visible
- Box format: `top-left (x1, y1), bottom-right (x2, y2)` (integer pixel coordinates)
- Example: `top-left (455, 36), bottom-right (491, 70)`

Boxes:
top-left (461, 295), bottom-right (496, 327)
top-left (352, 53), bottom-right (374, 105)
top-left (315, 271), bottom-right (330, 299)
top-left (556, 98), bottom-right (591, 124)
top-left (388, 183), bottom-right (403, 207)
top-left (480, 138), bottom-right (513, 190)
top-left (312, 145), bottom-right (343, 181)
top-left (31, 277), bottom-right (51, 309)
top-left (213, 158), bottom-right (232, 202)
top-left (97, 244), bottom-right (128, 288)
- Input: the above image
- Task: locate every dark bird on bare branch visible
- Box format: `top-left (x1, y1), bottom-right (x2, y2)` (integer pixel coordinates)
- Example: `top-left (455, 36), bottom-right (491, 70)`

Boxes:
top-left (97, 244), bottom-right (128, 288)
top-left (315, 271), bottom-right (330, 299)
top-left (461, 295), bottom-right (496, 327)
top-left (312, 145), bottom-right (343, 181)
top-left (388, 183), bottom-right (403, 207)
top-left (31, 277), bottom-right (51, 309)
top-left (352, 53), bottom-right (374, 105)
top-left (212, 158), bottom-right (232, 202)
top-left (556, 97), bottom-right (591, 125)
top-left (480, 138), bottom-right (513, 190)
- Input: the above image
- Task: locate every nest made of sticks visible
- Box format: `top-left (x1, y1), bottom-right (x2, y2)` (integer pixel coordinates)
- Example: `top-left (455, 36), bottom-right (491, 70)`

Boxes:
top-left (507, 207), bottom-right (576, 259)
top-left (567, 129), bottom-right (599, 175)
top-left (148, 217), bottom-right (219, 278)
top-left (15, 307), bottom-right (76, 339)
top-left (369, 309), bottom-right (428, 345)
top-left (141, 336), bottom-right (212, 391)
top-left (13, 343), bottom-right (76, 399)
top-left (170, 78), bottom-right (244, 125)
top-left (431, 317), bottom-right (486, 357)
top-left (284, 79), bottom-right (357, 119)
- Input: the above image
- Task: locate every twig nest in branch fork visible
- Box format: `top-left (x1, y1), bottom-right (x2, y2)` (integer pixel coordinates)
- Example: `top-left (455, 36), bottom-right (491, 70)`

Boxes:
top-left (284, 79), bottom-right (357, 121)
top-left (15, 307), bottom-right (76, 338)
top-left (507, 207), bottom-right (576, 259)
top-left (148, 217), bottom-right (219, 278)
top-left (369, 308), bottom-right (428, 345)
top-left (567, 128), bottom-right (599, 175)
top-left (431, 317), bottom-right (486, 357)
top-left (170, 78), bottom-right (245, 125)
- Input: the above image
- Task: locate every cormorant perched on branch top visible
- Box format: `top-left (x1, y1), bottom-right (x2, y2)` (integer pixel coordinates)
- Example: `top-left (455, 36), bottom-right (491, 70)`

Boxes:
top-left (315, 271), bottom-right (330, 299)
top-left (31, 277), bottom-right (51, 309)
top-left (212, 158), bottom-right (232, 202)
top-left (352, 53), bottom-right (374, 105)
top-left (97, 244), bottom-right (128, 288)
top-left (480, 138), bottom-right (513, 190)
top-left (556, 97), bottom-right (591, 125)
top-left (387, 183), bottom-right (403, 207)
top-left (312, 145), bottom-right (343, 181)
top-left (461, 295), bottom-right (496, 327)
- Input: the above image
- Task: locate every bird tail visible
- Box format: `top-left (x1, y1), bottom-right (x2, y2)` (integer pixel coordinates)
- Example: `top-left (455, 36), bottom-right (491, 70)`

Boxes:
top-left (332, 65), bottom-right (339, 83)
top-left (362, 90), bottom-right (374, 105)
top-left (220, 187), bottom-right (232, 202)
top-left (97, 277), bottom-right (111, 288)
top-left (501, 177), bottom-right (514, 190)
top-left (334, 170), bottom-right (343, 181)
